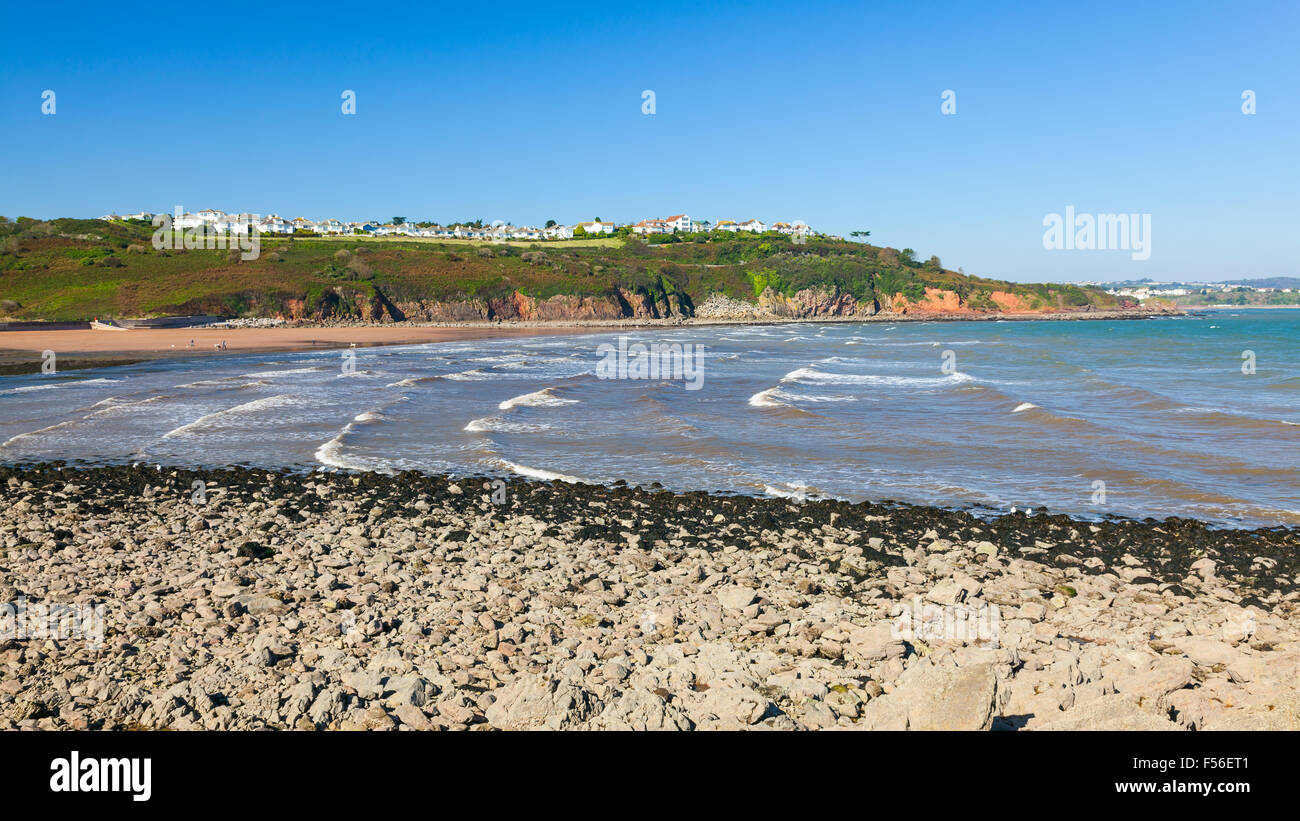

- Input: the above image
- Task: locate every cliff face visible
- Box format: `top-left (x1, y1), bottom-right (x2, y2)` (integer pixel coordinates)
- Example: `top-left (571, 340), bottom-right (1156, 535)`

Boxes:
top-left (751, 285), bottom-right (1085, 318)
top-left (758, 286), bottom-right (873, 317)
top-left (295, 285), bottom-right (698, 323)
top-left (265, 284), bottom-right (1157, 323)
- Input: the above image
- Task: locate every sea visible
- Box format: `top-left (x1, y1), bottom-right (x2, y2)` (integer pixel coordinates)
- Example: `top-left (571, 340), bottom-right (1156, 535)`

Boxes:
top-left (2, 309), bottom-right (1296, 528)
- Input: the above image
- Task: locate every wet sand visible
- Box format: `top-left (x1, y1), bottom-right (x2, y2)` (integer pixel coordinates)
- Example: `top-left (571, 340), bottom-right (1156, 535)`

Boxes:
top-left (0, 325), bottom-right (606, 374)
top-left (0, 307), bottom-right (1176, 375)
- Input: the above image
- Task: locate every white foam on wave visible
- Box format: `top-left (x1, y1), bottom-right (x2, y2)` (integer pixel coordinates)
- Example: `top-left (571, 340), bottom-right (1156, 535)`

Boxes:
top-left (787, 392), bottom-right (856, 403)
top-left (781, 366), bottom-right (974, 387)
top-left (178, 377), bottom-right (269, 389)
top-left (497, 387), bottom-right (578, 410)
top-left (242, 367), bottom-right (323, 378)
top-left (314, 429), bottom-right (350, 467)
top-left (161, 394), bottom-right (300, 439)
top-left (499, 460), bottom-right (588, 484)
top-left (2, 384), bottom-right (61, 394)
top-left (748, 387), bottom-right (792, 408)
top-left (465, 416), bottom-right (549, 433)
top-left (314, 427), bottom-right (372, 470)
top-left (443, 368), bottom-right (495, 381)
top-left (0, 419), bottom-right (79, 448)
top-left (0, 377), bottom-right (119, 396)
top-left (763, 481), bottom-right (813, 501)
top-left (464, 417), bottom-right (493, 432)
top-left (1, 394), bottom-right (177, 449)
top-left (91, 394), bottom-right (173, 415)
top-left (354, 411), bottom-right (385, 422)
top-left (1012, 402), bottom-right (1038, 413)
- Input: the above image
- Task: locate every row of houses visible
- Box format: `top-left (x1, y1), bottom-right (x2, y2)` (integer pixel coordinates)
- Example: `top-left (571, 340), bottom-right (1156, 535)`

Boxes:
top-left (100, 210), bottom-right (813, 239)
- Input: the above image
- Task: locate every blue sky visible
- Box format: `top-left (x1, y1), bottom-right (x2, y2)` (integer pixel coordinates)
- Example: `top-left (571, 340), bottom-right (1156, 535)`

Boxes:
top-left (2, 0), bottom-right (1296, 283)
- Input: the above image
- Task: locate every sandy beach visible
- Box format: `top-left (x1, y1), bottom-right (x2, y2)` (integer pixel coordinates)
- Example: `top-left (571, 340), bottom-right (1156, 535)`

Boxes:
top-left (0, 306), bottom-right (1179, 375)
top-left (0, 324), bottom-right (606, 374)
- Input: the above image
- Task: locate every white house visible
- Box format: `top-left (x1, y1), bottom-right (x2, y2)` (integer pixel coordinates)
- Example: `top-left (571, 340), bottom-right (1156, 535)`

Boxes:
top-left (663, 214), bottom-right (692, 232)
top-left (316, 218), bottom-right (347, 234)
top-left (576, 219), bottom-right (615, 235)
top-left (543, 224), bottom-right (574, 239)
top-left (258, 215), bottom-right (294, 234)
top-left (715, 219), bottom-right (739, 232)
top-left (738, 219), bottom-right (767, 232)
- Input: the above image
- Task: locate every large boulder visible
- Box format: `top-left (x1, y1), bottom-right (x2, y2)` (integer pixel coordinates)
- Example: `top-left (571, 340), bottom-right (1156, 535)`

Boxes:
top-left (484, 675), bottom-right (597, 730)
top-left (595, 689), bottom-right (694, 731)
top-left (1029, 695), bottom-right (1182, 731)
top-left (856, 661), bottom-right (1000, 730)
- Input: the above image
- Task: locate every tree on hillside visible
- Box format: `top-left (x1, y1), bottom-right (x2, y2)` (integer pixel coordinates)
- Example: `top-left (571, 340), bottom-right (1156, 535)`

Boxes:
top-left (545, 219), bottom-right (557, 228)
top-left (392, 217), bottom-right (406, 225)
top-left (850, 230), bottom-right (871, 241)
top-left (900, 247), bottom-right (917, 265)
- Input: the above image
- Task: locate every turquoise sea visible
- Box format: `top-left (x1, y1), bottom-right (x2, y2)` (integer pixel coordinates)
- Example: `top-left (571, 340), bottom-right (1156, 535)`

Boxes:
top-left (2, 309), bottom-right (1296, 527)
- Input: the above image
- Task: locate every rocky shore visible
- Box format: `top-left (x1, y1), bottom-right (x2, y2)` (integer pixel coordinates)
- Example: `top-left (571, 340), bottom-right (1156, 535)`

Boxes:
top-left (1, 464), bottom-right (1294, 731)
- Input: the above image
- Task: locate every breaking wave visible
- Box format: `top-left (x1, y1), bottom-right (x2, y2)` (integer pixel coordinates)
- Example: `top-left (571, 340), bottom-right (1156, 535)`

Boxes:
top-left (498, 387), bottom-right (578, 410)
top-left (161, 394), bottom-right (300, 439)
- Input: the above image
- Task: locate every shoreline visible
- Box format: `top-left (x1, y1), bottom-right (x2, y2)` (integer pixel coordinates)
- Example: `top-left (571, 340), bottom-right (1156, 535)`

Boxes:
top-left (1, 463), bottom-right (1296, 731)
top-left (0, 308), bottom-right (1178, 375)
top-left (2, 457), bottom-right (1291, 534)
top-left (0, 324), bottom-right (611, 375)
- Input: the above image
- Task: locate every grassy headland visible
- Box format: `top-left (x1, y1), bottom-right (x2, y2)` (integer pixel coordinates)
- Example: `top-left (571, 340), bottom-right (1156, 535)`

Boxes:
top-left (0, 216), bottom-right (1124, 322)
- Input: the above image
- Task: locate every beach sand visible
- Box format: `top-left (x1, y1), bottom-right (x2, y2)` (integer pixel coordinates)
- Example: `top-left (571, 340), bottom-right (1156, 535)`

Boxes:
top-left (0, 307), bottom-right (1176, 374)
top-left (0, 325), bottom-right (604, 374)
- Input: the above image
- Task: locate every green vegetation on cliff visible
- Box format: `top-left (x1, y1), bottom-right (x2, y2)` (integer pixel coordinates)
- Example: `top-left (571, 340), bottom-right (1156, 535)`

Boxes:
top-left (0, 216), bottom-right (1120, 321)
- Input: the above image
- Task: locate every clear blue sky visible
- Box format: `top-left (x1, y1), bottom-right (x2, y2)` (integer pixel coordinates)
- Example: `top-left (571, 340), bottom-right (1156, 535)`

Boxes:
top-left (2, 0), bottom-right (1296, 283)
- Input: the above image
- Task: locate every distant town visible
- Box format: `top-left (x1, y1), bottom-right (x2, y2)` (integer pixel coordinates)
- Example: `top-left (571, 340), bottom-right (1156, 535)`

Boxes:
top-left (98, 210), bottom-right (817, 241)
top-left (1085, 277), bottom-right (1300, 307)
